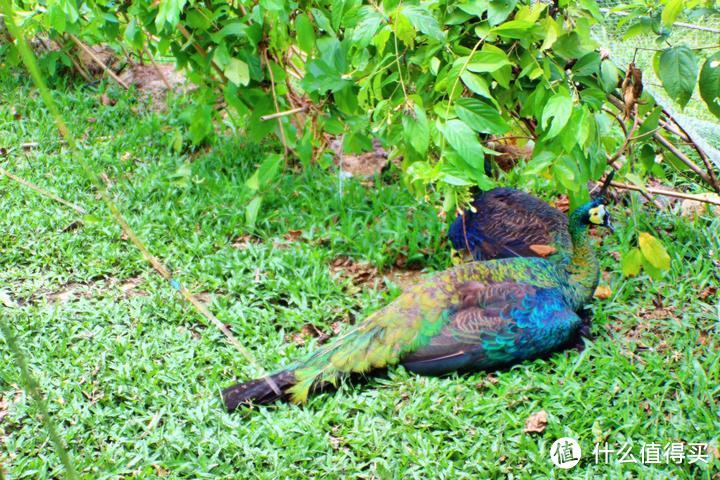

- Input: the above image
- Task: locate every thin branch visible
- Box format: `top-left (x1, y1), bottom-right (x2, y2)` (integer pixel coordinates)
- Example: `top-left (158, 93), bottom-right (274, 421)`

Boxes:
top-left (659, 108), bottom-right (720, 193)
top-left (260, 107), bottom-right (306, 121)
top-left (1, 2), bottom-right (280, 397)
top-left (607, 94), bottom-right (714, 187)
top-left (143, 45), bottom-right (173, 91)
top-left (67, 34), bottom-right (129, 89)
top-left (607, 109), bottom-right (640, 164)
top-left (607, 180), bottom-right (720, 206)
top-left (0, 166), bottom-right (87, 214)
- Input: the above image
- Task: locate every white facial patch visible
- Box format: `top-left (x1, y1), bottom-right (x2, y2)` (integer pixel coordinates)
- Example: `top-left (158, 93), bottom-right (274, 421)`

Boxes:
top-left (589, 204), bottom-right (606, 225)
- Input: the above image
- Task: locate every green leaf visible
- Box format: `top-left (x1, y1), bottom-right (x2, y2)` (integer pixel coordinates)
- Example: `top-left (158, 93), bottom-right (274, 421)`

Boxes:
top-left (492, 20), bottom-right (535, 39)
top-left (394, 12), bottom-right (416, 46)
top-left (295, 13), bottom-right (316, 54)
top-left (553, 156), bottom-right (580, 191)
top-left (155, 0), bottom-right (187, 29)
top-left (621, 247), bottom-right (643, 276)
top-left (402, 5), bottom-right (444, 41)
top-left (402, 105), bottom-right (430, 155)
top-left (466, 50), bottom-right (511, 73)
top-left (438, 119), bottom-right (487, 168)
top-left (352, 7), bottom-right (383, 48)
top-left (225, 58), bottom-right (249, 86)
top-left (657, 46), bottom-right (698, 108)
top-left (455, 98), bottom-right (509, 135)
top-left (699, 52), bottom-right (720, 119)
top-left (487, 0), bottom-right (517, 26)
top-left (258, 153), bottom-right (283, 185)
top-left (459, 71), bottom-right (498, 107)
top-left (245, 195), bottom-right (262, 228)
top-left (541, 89), bottom-right (573, 139)
top-left (599, 60), bottom-right (620, 92)
top-left (661, 0), bottom-right (684, 27)
top-left (638, 232), bottom-right (671, 270)
top-left (540, 16), bottom-right (560, 50)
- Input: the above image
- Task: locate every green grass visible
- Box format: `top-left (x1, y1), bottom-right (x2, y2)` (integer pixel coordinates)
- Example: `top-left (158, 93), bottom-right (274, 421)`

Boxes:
top-left (1, 71), bottom-right (719, 479)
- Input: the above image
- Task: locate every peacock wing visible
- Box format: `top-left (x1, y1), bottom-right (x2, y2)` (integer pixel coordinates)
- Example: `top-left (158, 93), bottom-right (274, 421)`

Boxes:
top-left (400, 281), bottom-right (581, 375)
top-left (450, 188), bottom-right (572, 260)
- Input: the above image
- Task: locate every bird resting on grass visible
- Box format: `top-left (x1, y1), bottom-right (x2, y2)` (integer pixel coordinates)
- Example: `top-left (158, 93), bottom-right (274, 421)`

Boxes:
top-left (223, 189), bottom-right (614, 411)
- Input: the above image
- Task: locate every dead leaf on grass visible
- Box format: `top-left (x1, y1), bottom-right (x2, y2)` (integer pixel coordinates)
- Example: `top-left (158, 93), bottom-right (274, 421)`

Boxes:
top-left (699, 286), bottom-right (717, 302)
top-left (593, 285), bottom-right (612, 299)
top-left (232, 234), bottom-right (260, 249)
top-left (283, 229), bottom-right (303, 242)
top-left (329, 256), bottom-right (379, 287)
top-left (524, 410), bottom-right (548, 433)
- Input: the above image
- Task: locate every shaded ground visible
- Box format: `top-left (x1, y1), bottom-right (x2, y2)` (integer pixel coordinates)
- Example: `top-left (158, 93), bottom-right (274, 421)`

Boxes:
top-left (0, 72), bottom-right (719, 478)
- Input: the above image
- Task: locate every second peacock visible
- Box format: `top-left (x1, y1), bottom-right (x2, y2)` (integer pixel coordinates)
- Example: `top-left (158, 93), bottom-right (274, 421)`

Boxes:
top-left (223, 195), bottom-right (614, 411)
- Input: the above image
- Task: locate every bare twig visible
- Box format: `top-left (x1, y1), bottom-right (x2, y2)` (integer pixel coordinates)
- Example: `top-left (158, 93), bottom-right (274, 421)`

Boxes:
top-left (659, 108), bottom-right (720, 193)
top-left (0, 166), bottom-right (87, 214)
top-left (68, 34), bottom-right (129, 89)
top-left (606, 180), bottom-right (720, 206)
top-left (143, 45), bottom-right (173, 91)
top-left (607, 109), bottom-right (641, 164)
top-left (607, 94), bottom-right (714, 187)
top-left (260, 107), bottom-right (306, 121)
top-left (652, 133), bottom-right (714, 186)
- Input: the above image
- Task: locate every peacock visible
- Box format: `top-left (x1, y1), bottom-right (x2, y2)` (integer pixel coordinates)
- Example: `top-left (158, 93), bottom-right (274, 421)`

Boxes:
top-left (448, 187), bottom-right (571, 262)
top-left (222, 195), bottom-right (614, 411)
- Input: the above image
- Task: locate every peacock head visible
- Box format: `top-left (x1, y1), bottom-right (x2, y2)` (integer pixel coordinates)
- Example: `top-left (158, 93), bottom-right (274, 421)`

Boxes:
top-left (571, 198), bottom-right (614, 232)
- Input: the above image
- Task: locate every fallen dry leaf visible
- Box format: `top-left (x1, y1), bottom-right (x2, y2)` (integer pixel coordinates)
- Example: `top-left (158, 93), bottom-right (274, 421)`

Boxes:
top-left (329, 256), bottom-right (379, 287)
top-left (593, 285), bottom-right (612, 299)
top-left (524, 410), bottom-right (548, 434)
top-left (232, 234), bottom-right (259, 249)
top-left (699, 286), bottom-right (717, 302)
top-left (283, 229), bottom-right (303, 242)
top-left (529, 244), bottom-right (557, 257)
top-left (100, 93), bottom-right (114, 106)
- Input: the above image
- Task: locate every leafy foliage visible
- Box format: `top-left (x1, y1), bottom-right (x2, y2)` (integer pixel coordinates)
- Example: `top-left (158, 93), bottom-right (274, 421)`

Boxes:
top-left (4, 0), bottom-right (708, 279)
top-left (1, 0), bottom-right (646, 203)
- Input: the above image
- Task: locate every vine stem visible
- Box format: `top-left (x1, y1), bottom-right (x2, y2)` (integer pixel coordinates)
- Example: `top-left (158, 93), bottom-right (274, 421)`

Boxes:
top-left (392, 15), bottom-right (409, 103)
top-left (263, 49), bottom-right (289, 162)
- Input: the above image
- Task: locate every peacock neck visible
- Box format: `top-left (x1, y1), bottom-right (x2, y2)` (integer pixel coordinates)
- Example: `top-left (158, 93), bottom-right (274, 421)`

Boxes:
top-left (562, 212), bottom-right (600, 310)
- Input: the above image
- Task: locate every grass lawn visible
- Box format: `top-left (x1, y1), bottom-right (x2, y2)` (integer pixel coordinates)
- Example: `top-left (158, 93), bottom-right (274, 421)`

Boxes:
top-left (1, 70), bottom-right (719, 479)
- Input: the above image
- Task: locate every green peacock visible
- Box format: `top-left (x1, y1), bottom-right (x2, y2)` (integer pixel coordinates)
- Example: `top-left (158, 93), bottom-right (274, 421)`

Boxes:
top-left (222, 188), bottom-right (614, 411)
